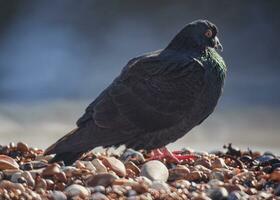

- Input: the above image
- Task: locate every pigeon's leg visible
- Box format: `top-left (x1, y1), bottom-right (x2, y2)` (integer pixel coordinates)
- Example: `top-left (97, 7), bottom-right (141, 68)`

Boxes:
top-left (148, 147), bottom-right (197, 163)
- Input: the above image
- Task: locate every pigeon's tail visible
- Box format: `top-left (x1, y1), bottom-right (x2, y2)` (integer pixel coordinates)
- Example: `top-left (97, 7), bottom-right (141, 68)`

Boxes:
top-left (44, 127), bottom-right (91, 165)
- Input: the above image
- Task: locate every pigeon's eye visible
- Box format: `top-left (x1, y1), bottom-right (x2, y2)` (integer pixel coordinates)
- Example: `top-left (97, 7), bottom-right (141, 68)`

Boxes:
top-left (204, 29), bottom-right (213, 38)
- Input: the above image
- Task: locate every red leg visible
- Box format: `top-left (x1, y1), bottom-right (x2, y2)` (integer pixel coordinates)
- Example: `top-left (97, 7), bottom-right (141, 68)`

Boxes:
top-left (148, 147), bottom-right (198, 163)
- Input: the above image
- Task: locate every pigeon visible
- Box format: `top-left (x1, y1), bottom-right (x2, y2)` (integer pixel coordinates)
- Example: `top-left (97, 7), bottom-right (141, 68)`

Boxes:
top-left (45, 19), bottom-right (227, 165)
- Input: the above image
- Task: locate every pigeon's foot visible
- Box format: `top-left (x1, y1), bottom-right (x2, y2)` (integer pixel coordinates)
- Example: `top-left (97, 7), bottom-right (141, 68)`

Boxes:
top-left (148, 147), bottom-right (197, 163)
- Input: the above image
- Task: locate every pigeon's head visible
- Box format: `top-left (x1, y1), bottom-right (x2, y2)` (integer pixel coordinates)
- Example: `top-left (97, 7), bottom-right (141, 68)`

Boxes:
top-left (167, 20), bottom-right (223, 52)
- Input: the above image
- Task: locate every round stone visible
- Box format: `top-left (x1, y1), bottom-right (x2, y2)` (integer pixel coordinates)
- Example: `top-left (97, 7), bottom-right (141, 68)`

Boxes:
top-left (102, 157), bottom-right (126, 177)
top-left (86, 173), bottom-right (118, 187)
top-left (151, 180), bottom-right (170, 191)
top-left (91, 192), bottom-right (109, 200)
top-left (50, 190), bottom-right (67, 200)
top-left (64, 184), bottom-right (90, 197)
top-left (140, 160), bottom-right (169, 182)
top-left (207, 187), bottom-right (228, 200)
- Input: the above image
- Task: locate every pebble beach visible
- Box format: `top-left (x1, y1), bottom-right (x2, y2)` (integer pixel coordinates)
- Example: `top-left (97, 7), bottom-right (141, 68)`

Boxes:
top-left (0, 143), bottom-right (280, 200)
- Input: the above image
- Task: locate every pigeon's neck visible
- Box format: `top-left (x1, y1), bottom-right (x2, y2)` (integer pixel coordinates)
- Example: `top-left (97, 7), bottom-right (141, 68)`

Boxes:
top-left (166, 35), bottom-right (205, 54)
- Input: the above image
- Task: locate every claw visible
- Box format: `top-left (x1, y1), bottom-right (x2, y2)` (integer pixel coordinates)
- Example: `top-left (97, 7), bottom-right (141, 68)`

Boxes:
top-left (148, 147), bottom-right (198, 163)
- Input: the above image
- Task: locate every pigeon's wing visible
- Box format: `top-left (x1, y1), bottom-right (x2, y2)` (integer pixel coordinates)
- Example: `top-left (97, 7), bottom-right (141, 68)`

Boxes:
top-left (77, 55), bottom-right (206, 136)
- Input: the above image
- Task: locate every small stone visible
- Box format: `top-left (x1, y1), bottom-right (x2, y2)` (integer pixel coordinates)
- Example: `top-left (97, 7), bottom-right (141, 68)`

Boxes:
top-left (208, 179), bottom-right (224, 187)
top-left (91, 159), bottom-right (108, 173)
top-left (210, 171), bottom-right (224, 181)
top-left (224, 183), bottom-right (244, 193)
top-left (270, 168), bottom-right (280, 182)
top-left (86, 173), bottom-right (118, 187)
top-left (35, 154), bottom-right (54, 162)
top-left (35, 176), bottom-right (47, 191)
top-left (11, 171), bottom-right (35, 187)
top-left (64, 184), bottom-right (90, 197)
top-left (228, 191), bottom-right (249, 200)
top-left (172, 179), bottom-right (191, 189)
top-left (135, 176), bottom-right (152, 187)
top-left (195, 158), bottom-right (212, 169)
top-left (120, 148), bottom-right (145, 163)
top-left (150, 180), bottom-right (170, 191)
top-left (49, 190), bottom-right (67, 200)
top-left (30, 161), bottom-right (48, 169)
top-left (16, 142), bottom-right (29, 153)
top-left (140, 160), bottom-right (169, 182)
top-left (207, 187), bottom-right (228, 200)
top-left (275, 184), bottom-right (280, 196)
top-left (212, 157), bottom-right (228, 169)
top-left (102, 157), bottom-right (126, 177)
top-left (168, 165), bottom-right (190, 181)
top-left (127, 189), bottom-right (137, 197)
top-left (125, 161), bottom-right (141, 176)
top-left (92, 185), bottom-right (106, 193)
top-left (20, 163), bottom-right (33, 170)
top-left (42, 163), bottom-right (60, 177)
top-left (61, 166), bottom-right (77, 177)
top-left (0, 155), bottom-right (19, 170)
top-left (91, 192), bottom-right (109, 200)
top-left (256, 155), bottom-right (274, 164)
top-left (54, 171), bottom-right (67, 183)
top-left (0, 180), bottom-right (25, 192)
top-left (185, 171), bottom-right (203, 181)
top-left (81, 161), bottom-right (96, 171)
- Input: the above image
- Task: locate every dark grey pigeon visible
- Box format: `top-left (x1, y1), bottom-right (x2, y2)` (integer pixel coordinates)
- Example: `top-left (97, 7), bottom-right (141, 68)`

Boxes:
top-left (45, 19), bottom-right (227, 165)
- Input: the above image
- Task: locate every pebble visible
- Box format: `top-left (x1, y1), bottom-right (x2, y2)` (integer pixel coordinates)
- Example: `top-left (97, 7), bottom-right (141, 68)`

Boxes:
top-left (150, 180), bottom-right (170, 191)
top-left (195, 157), bottom-right (212, 169)
top-left (0, 143), bottom-right (280, 199)
top-left (86, 173), bottom-right (118, 187)
top-left (228, 191), bottom-right (249, 200)
top-left (91, 159), bottom-right (108, 173)
top-left (140, 160), bottom-right (169, 182)
top-left (0, 155), bottom-right (19, 170)
top-left (125, 161), bottom-right (141, 176)
top-left (49, 190), bottom-right (67, 200)
top-left (207, 187), bottom-right (228, 200)
top-left (212, 157), bottom-right (228, 169)
top-left (42, 163), bottom-right (60, 177)
top-left (91, 192), bottom-right (109, 200)
top-left (270, 168), bottom-right (280, 182)
top-left (64, 184), bottom-right (90, 197)
top-left (102, 157), bottom-right (126, 177)
top-left (120, 148), bottom-right (145, 163)
top-left (185, 170), bottom-right (203, 181)
top-left (168, 164), bottom-right (190, 181)
top-left (92, 185), bottom-right (106, 193)
top-left (81, 161), bottom-right (96, 171)
top-left (17, 142), bottom-right (29, 153)
top-left (210, 171), bottom-right (224, 181)
top-left (275, 184), bottom-right (280, 196)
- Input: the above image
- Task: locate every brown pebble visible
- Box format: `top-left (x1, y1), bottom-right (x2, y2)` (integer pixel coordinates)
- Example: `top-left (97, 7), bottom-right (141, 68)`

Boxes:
top-left (102, 157), bottom-right (126, 177)
top-left (54, 171), bottom-right (67, 183)
top-left (195, 158), bottom-right (212, 169)
top-left (86, 173), bottom-right (118, 187)
top-left (42, 164), bottom-right (60, 177)
top-left (16, 142), bottom-right (29, 153)
top-left (211, 157), bottom-right (228, 169)
top-left (125, 161), bottom-right (140, 176)
top-left (169, 165), bottom-right (190, 181)
top-left (0, 155), bottom-right (19, 170)
top-left (270, 168), bottom-right (280, 182)
top-left (185, 171), bottom-right (203, 181)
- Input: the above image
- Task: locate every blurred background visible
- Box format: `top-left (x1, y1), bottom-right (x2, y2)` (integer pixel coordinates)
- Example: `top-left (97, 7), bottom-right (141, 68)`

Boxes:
top-left (0, 0), bottom-right (279, 153)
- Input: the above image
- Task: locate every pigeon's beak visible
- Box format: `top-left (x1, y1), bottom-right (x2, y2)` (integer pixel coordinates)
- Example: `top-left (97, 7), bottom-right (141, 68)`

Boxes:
top-left (214, 36), bottom-right (223, 52)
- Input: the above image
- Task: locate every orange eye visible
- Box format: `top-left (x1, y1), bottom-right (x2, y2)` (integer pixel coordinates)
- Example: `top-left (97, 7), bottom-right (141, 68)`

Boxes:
top-left (204, 29), bottom-right (213, 38)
